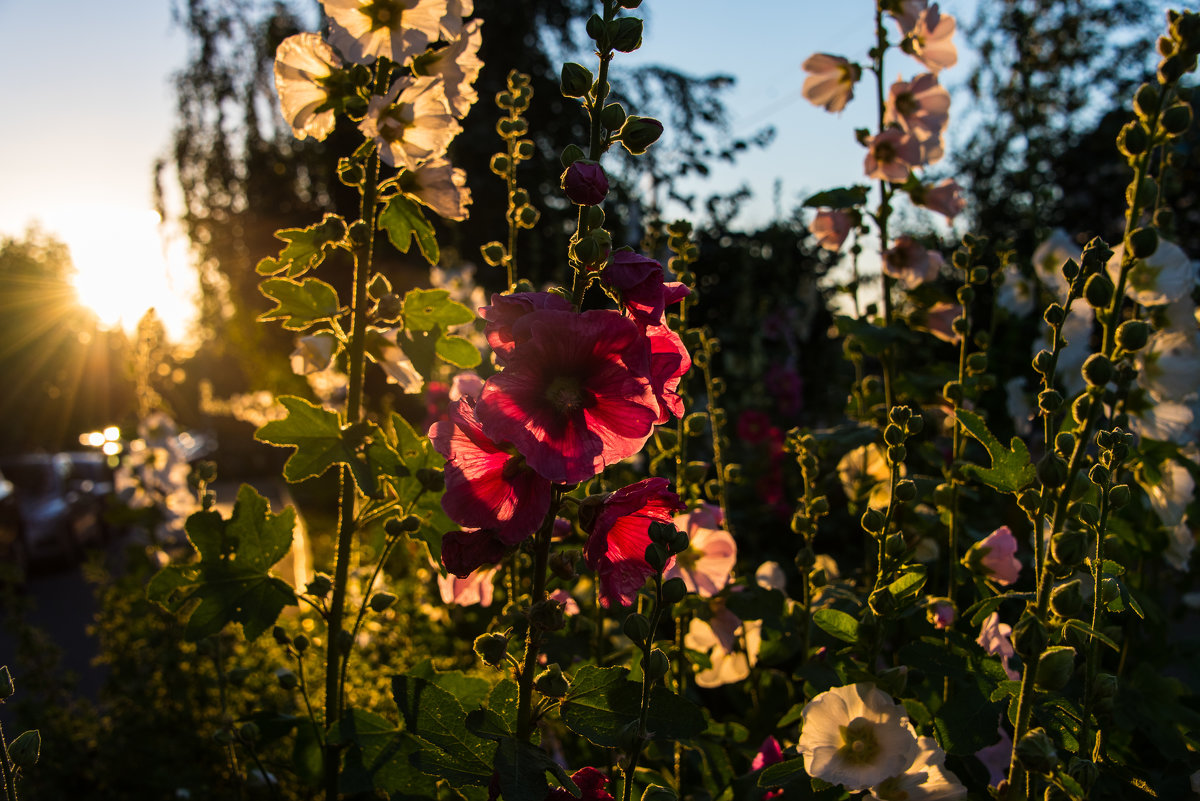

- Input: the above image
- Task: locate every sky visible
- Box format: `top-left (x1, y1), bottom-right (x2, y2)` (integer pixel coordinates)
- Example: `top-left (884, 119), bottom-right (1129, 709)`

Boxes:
top-left (0, 0), bottom-right (971, 339)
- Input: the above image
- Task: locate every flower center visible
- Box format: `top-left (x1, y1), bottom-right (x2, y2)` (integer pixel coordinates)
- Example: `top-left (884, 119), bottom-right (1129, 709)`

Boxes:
top-left (895, 91), bottom-right (919, 117)
top-left (378, 103), bottom-right (415, 142)
top-left (874, 141), bottom-right (897, 164)
top-left (544, 375), bottom-right (585, 413)
top-left (361, 0), bottom-right (407, 30)
top-left (837, 718), bottom-right (881, 765)
top-left (675, 545), bottom-right (701, 571)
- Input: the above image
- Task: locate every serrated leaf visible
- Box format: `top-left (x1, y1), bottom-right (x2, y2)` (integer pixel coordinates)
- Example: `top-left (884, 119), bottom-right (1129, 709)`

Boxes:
top-left (436, 334), bottom-right (482, 368)
top-left (403, 288), bottom-right (475, 332)
top-left (956, 409), bottom-right (1036, 494)
top-left (146, 485), bottom-right (296, 641)
top-left (392, 675), bottom-right (493, 788)
top-left (559, 665), bottom-right (703, 748)
top-left (494, 738), bottom-right (579, 801)
top-left (932, 680), bottom-right (999, 755)
top-left (332, 708), bottom-right (435, 797)
top-left (963, 591), bottom-right (1033, 626)
top-left (379, 195), bottom-right (439, 265)
top-left (802, 185), bottom-right (870, 209)
top-left (384, 413), bottom-right (454, 563)
top-left (812, 608), bottom-right (859, 644)
top-left (256, 214), bottom-right (347, 277)
top-left (259, 277), bottom-right (343, 330)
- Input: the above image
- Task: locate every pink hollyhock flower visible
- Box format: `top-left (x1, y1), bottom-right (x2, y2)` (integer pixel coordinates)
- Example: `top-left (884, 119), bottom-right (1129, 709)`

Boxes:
top-left (809, 209), bottom-right (853, 251)
top-left (737, 409), bottom-right (774, 443)
top-left (646, 322), bottom-right (691, 424)
top-left (802, 53), bottom-right (862, 113)
top-left (561, 160), bottom-right (609, 206)
top-left (546, 767), bottom-right (614, 801)
top-left (966, 526), bottom-right (1022, 586)
top-left (911, 178), bottom-right (966, 221)
top-left (885, 73), bottom-right (950, 142)
top-left (908, 4), bottom-right (958, 73)
top-left (926, 598), bottom-right (956, 629)
top-left (864, 129), bottom-right (922, 183)
top-left (891, 0), bottom-right (927, 35)
top-left (479, 291), bottom-right (573, 366)
top-left (602, 251), bottom-right (690, 327)
top-left (476, 309), bottom-right (660, 484)
top-left (921, 301), bottom-right (962, 344)
top-left (548, 588), bottom-right (580, 616)
top-left (431, 397), bottom-right (553, 545)
top-left (437, 564), bottom-right (498, 606)
top-left (441, 528), bottom-right (507, 578)
top-left (449, 370), bottom-right (484, 401)
top-left (665, 503), bottom-right (737, 597)
top-left (583, 478), bottom-right (686, 607)
top-left (977, 612), bottom-right (1019, 680)
top-left (753, 736), bottom-right (785, 799)
top-left (975, 726), bottom-right (1013, 787)
top-left (884, 236), bottom-right (944, 289)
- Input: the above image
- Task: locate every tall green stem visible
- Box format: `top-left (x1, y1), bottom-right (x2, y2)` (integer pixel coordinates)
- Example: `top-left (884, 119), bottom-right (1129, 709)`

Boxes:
top-left (516, 500), bottom-right (559, 742)
top-left (873, 0), bottom-right (896, 411)
top-left (0, 716), bottom-right (18, 801)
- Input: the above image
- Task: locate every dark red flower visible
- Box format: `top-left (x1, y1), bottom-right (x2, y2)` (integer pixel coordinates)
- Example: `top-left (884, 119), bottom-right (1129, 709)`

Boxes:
top-left (546, 767), bottom-right (614, 801)
top-left (441, 528), bottom-right (507, 578)
top-left (602, 251), bottom-right (689, 326)
top-left (479, 291), bottom-right (573, 366)
top-left (583, 477), bottom-right (685, 607)
top-left (476, 309), bottom-right (659, 484)
top-left (430, 397), bottom-right (552, 545)
top-left (561, 160), bottom-right (609, 206)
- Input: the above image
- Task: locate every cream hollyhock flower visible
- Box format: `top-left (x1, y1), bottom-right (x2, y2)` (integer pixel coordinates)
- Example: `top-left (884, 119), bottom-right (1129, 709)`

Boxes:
top-left (437, 0), bottom-right (474, 39)
top-left (403, 158), bottom-right (472, 220)
top-left (322, 0), bottom-right (448, 65)
top-left (885, 73), bottom-right (950, 142)
top-left (1165, 517), bottom-right (1195, 571)
top-left (867, 736), bottom-right (967, 801)
top-left (420, 18), bottom-right (483, 118)
top-left (1032, 229), bottom-right (1077, 298)
top-left (664, 504), bottom-right (736, 597)
top-left (865, 129), bottom-right (923, 183)
top-left (274, 33), bottom-right (343, 141)
top-left (907, 4), bottom-right (957, 73)
top-left (290, 332), bottom-right (339, 375)
top-left (838, 444), bottom-right (903, 509)
top-left (1138, 329), bottom-right (1200, 402)
top-left (911, 178), bottom-right (965, 221)
top-left (684, 605), bottom-right (761, 688)
top-left (802, 53), bottom-right (862, 113)
top-left (1107, 240), bottom-right (1197, 306)
top-left (372, 327), bottom-right (424, 391)
top-left (360, 76), bottom-right (461, 169)
top-left (809, 209), bottom-right (853, 252)
top-left (1128, 399), bottom-right (1195, 445)
top-left (797, 683), bottom-right (920, 791)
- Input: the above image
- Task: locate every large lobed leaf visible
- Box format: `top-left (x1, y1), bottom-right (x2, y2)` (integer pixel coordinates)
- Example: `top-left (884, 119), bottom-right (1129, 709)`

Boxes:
top-left (559, 665), bottom-right (704, 748)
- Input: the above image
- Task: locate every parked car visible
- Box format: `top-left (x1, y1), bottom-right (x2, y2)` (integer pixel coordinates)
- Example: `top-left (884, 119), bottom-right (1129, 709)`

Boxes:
top-left (0, 454), bottom-right (100, 568)
top-left (63, 451), bottom-right (117, 541)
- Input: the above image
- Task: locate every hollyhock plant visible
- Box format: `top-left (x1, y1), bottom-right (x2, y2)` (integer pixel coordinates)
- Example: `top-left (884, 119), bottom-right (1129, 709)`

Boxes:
top-left (322, 0), bottom-right (449, 66)
top-left (1137, 329), bottom-right (1200, 402)
top-left (921, 301), bottom-right (963, 344)
top-left (479, 291), bottom-right (573, 365)
top-left (964, 526), bottom-right (1022, 586)
top-left (926, 598), bottom-right (956, 630)
top-left (885, 73), bottom-right (950, 142)
top-left (1107, 240), bottom-right (1197, 306)
top-left (977, 612), bottom-right (1019, 680)
top-left (274, 33), bottom-right (344, 142)
top-left (420, 17), bottom-right (483, 118)
top-left (431, 397), bottom-right (553, 544)
top-left (865, 128), bottom-right (922, 183)
top-left (867, 736), bottom-right (967, 801)
top-left (802, 53), bottom-right (862, 113)
top-left (582, 477), bottom-right (685, 607)
top-left (290, 332), bottom-right (338, 375)
top-left (561, 160), bottom-right (610, 206)
top-left (753, 736), bottom-right (785, 799)
top-left (797, 683), bottom-right (920, 791)
top-left (907, 4), bottom-right (957, 73)
top-left (475, 309), bottom-right (661, 484)
top-left (359, 76), bottom-right (461, 170)
top-left (975, 727), bottom-right (1013, 787)
top-left (809, 209), bottom-right (853, 251)
top-left (684, 605), bottom-right (762, 688)
top-left (891, 0), bottom-right (928, 34)
top-left (664, 503), bottom-right (736, 596)
top-left (884, 236), bottom-right (944, 288)
top-left (437, 563), bottom-right (498, 606)
top-left (601, 251), bottom-right (690, 327)
top-left (911, 178), bottom-right (966, 221)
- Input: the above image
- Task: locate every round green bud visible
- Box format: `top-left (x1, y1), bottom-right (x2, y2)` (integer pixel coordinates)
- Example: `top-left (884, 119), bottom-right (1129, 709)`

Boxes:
top-left (967, 352), bottom-right (988, 375)
top-left (1153, 206), bottom-right (1175, 229)
top-left (952, 249), bottom-right (970, 270)
top-left (609, 16), bottom-right (644, 52)
top-left (885, 533), bottom-right (906, 556)
top-left (619, 0), bottom-right (643, 7)
top-left (1032, 349), bottom-right (1055, 376)
top-left (861, 508), bottom-right (886, 535)
top-left (1118, 121), bottom-right (1149, 158)
top-left (1082, 353), bottom-right (1114, 387)
top-left (884, 423), bottom-right (906, 446)
top-left (1038, 388), bottom-right (1063, 413)
top-left (888, 405), bottom-right (912, 425)
top-left (640, 785), bottom-right (678, 801)
top-left (601, 102), bottom-right (627, 131)
top-left (7, 730), bottom-right (40, 769)
top-left (1072, 393), bottom-right (1092, 424)
top-left (480, 241), bottom-right (507, 266)
top-left (534, 664), bottom-right (570, 698)
top-left (668, 529), bottom-right (691, 555)
top-left (809, 495), bottom-right (830, 517)
top-left (515, 139), bottom-right (535, 160)
top-left (1035, 646), bottom-right (1076, 691)
top-left (906, 414), bottom-right (924, 435)
top-left (1078, 502), bottom-right (1101, 525)
top-left (1037, 454), bottom-right (1068, 488)
top-left (1128, 227), bottom-right (1159, 259)
top-left (1109, 483), bottom-right (1131, 509)
top-left (239, 721), bottom-right (261, 744)
top-left (1043, 303), bottom-right (1066, 327)
top-left (618, 115), bottom-right (664, 155)
top-left (529, 598), bottom-right (566, 632)
top-left (1088, 464), bottom-right (1110, 487)
top-left (1051, 528), bottom-right (1087, 567)
top-left (662, 576), bottom-right (688, 605)
top-left (1018, 488), bottom-right (1042, 516)
top-left (293, 634), bottom-right (310, 653)
top-left (307, 574), bottom-right (332, 598)
top-left (943, 380), bottom-right (964, 405)
top-left (489, 153), bottom-right (511, 176)
top-left (1012, 612), bottom-right (1049, 659)
top-left (275, 668), bottom-right (298, 691)
top-left (1061, 258), bottom-right (1080, 282)
top-left (1161, 102), bottom-right (1193, 135)
top-left (1159, 54), bottom-right (1185, 83)
top-left (560, 62), bottom-right (593, 98)
top-left (644, 542), bottom-right (669, 573)
top-left (956, 285), bottom-right (975, 305)
top-left (894, 479), bottom-right (918, 503)
top-left (516, 204), bottom-right (540, 229)
top-left (1050, 579), bottom-right (1085, 618)
top-left (1134, 83), bottom-right (1160, 118)
top-left (887, 444), bottom-right (907, 463)
top-left (1084, 274), bottom-right (1114, 308)
top-left (474, 633), bottom-right (509, 667)
top-left (0, 666), bottom-right (12, 700)
top-left (1115, 319), bottom-right (1150, 351)
top-left (369, 592), bottom-right (397, 613)
top-left (1054, 431), bottom-right (1075, 456)
top-left (647, 648), bottom-right (671, 679)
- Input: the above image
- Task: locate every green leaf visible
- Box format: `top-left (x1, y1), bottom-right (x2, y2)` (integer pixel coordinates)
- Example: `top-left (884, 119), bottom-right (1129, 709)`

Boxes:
top-left (403, 288), bottom-right (476, 332)
top-left (256, 214), bottom-right (347, 277)
top-left (436, 334), bottom-right (483, 368)
top-left (955, 409), bottom-right (1036, 494)
top-left (333, 708), bottom-right (436, 798)
top-left (758, 758), bottom-right (808, 790)
top-left (1062, 618), bottom-right (1119, 651)
top-left (834, 315), bottom-right (917, 357)
top-left (886, 564), bottom-right (927, 604)
top-left (802, 185), bottom-right (870, 209)
top-left (383, 413), bottom-right (454, 563)
top-left (392, 675), bottom-right (494, 788)
top-left (494, 738), bottom-right (579, 801)
top-left (812, 608), bottom-right (859, 644)
top-left (259, 276), bottom-right (343, 331)
top-left (559, 665), bottom-right (703, 748)
top-left (406, 660), bottom-right (493, 711)
top-left (932, 679), bottom-right (1000, 755)
top-left (146, 485), bottom-right (297, 640)
top-left (963, 591), bottom-right (1033, 626)
top-left (379, 195), bottom-right (439, 265)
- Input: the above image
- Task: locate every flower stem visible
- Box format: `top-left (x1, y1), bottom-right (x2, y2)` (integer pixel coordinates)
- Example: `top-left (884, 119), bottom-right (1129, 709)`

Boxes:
top-left (873, 0), bottom-right (896, 412)
top-left (622, 575), bottom-right (667, 801)
top-left (516, 497), bottom-right (559, 742)
top-left (0, 716), bottom-right (19, 801)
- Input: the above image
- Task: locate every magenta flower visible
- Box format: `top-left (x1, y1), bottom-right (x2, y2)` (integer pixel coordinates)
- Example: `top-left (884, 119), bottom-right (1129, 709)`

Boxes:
top-left (864, 129), bottom-right (922, 183)
top-left (977, 612), bottom-right (1019, 680)
top-left (912, 178), bottom-right (966, 221)
top-left (966, 526), bottom-right (1022, 586)
top-left (561, 160), bottom-right (609, 206)
top-left (664, 503), bottom-right (736, 597)
top-left (802, 53), bottom-right (862, 113)
top-left (602, 251), bottom-right (690, 327)
top-left (441, 528), bottom-right (507, 578)
top-left (646, 322), bottom-right (691, 425)
top-left (479, 291), bottom-right (573, 366)
top-left (753, 736), bottom-right (785, 799)
top-left (885, 73), bottom-right (950, 142)
top-left (545, 767), bottom-right (614, 801)
top-left (583, 478), bottom-right (686, 607)
top-left (926, 598), bottom-right (956, 630)
top-left (437, 564), bottom-right (498, 606)
top-left (430, 397), bottom-right (553, 545)
top-left (884, 236), bottom-right (944, 289)
top-left (909, 4), bottom-right (958, 73)
top-left (975, 726), bottom-right (1013, 787)
top-left (809, 209), bottom-right (853, 251)
top-left (476, 309), bottom-right (660, 484)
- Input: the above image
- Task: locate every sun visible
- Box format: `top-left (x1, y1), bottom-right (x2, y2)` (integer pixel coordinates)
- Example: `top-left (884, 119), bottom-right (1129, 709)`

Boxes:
top-left (47, 204), bottom-right (197, 341)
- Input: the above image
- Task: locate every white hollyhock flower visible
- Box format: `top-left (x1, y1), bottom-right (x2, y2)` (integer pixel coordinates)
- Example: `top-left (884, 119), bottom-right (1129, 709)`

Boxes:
top-left (359, 76), bottom-right (461, 169)
top-left (867, 736), bottom-right (967, 801)
top-left (1145, 458), bottom-right (1194, 531)
top-left (372, 328), bottom-right (424, 391)
top-left (1128, 399), bottom-right (1195, 445)
top-left (290, 332), bottom-right (339, 375)
top-left (438, 0), bottom-right (474, 39)
top-left (420, 18), bottom-right (483, 118)
top-left (996, 263), bottom-right (1035, 317)
top-left (1108, 240), bottom-right (1196, 307)
top-left (838, 444), bottom-right (903, 509)
top-left (274, 33), bottom-right (343, 141)
top-left (798, 683), bottom-right (920, 791)
top-left (1138, 329), bottom-right (1200, 402)
top-left (322, 0), bottom-right (448, 65)
top-left (1005, 377), bottom-right (1034, 438)
top-left (684, 606), bottom-right (761, 688)
top-left (1165, 517), bottom-right (1195, 572)
top-left (404, 158), bottom-right (472, 220)
top-left (1032, 229), bottom-right (1077, 299)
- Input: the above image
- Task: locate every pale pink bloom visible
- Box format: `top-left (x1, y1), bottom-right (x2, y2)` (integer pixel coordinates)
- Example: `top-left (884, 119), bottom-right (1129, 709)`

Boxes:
top-left (449, 370), bottom-right (484, 401)
top-left (885, 73), bottom-right (950, 142)
top-left (421, 18), bottom-right (483, 118)
top-left (809, 209), bottom-right (853, 251)
top-left (926, 598), bottom-right (956, 630)
top-left (322, 0), bottom-right (448, 65)
top-left (884, 236), bottom-right (943, 289)
top-left (976, 613), bottom-right (1019, 680)
top-left (664, 504), bottom-right (737, 597)
top-left (797, 684), bottom-right (919, 791)
top-left (684, 605), bottom-right (762, 688)
top-left (359, 76), bottom-right (461, 170)
top-left (864, 129), bottom-right (922, 183)
top-left (891, 0), bottom-right (927, 34)
top-left (548, 588), bottom-right (580, 616)
top-left (273, 33), bottom-right (343, 142)
top-left (968, 526), bottom-right (1022, 586)
top-left (405, 158), bottom-right (472, 220)
top-left (867, 736), bottom-right (967, 801)
top-left (437, 564), bottom-right (498, 606)
top-left (755, 561), bottom-right (787, 592)
top-left (290, 332), bottom-right (338, 375)
top-left (997, 264), bottom-right (1035, 317)
top-left (802, 53), bottom-right (862, 113)
top-left (911, 178), bottom-right (965, 220)
top-left (921, 301), bottom-right (962, 344)
top-left (975, 726), bottom-right (1013, 787)
top-left (908, 4), bottom-right (958, 73)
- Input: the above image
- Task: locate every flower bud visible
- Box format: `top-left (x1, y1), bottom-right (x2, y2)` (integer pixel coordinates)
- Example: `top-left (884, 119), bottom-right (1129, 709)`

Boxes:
top-left (795, 547), bottom-right (816, 570)
top-left (662, 576), bottom-right (688, 605)
top-left (1037, 454), bottom-right (1068, 488)
top-left (1032, 350), bottom-right (1054, 377)
top-left (239, 721), bottom-right (261, 744)
top-left (1088, 463), bottom-right (1111, 487)
top-left (644, 542), bottom-right (669, 573)
top-left (293, 634), bottom-right (309, 653)
top-left (1072, 393), bottom-right (1092, 424)
top-left (1068, 758), bottom-right (1100, 794)
top-left (1159, 54), bottom-right (1184, 83)
top-left (1043, 303), bottom-right (1066, 327)
top-left (646, 647), bottom-right (670, 679)
top-left (1161, 102), bottom-right (1193, 135)
top-left (515, 139), bottom-right (535, 160)
top-left (648, 520), bottom-right (677, 545)
top-left (887, 444), bottom-right (907, 463)
top-left (347, 219), bottom-right (371, 248)
top-left (1081, 353), bottom-right (1114, 387)
top-left (956, 285), bottom-right (975, 305)
top-left (307, 574), bottom-right (332, 598)
top-left (534, 664), bottom-right (570, 698)
top-left (1054, 432), bottom-right (1075, 456)
top-left (1015, 728), bottom-right (1058, 775)
top-left (609, 17), bottom-right (644, 52)
top-left (489, 153), bottom-right (511, 176)
top-left (641, 786), bottom-right (678, 801)
top-left (516, 204), bottom-right (540, 229)
top-left (967, 352), bottom-right (988, 375)
top-left (894, 479), bottom-right (918, 503)
top-left (560, 62), bottom-right (593, 98)
top-left (561, 160), bottom-right (609, 206)
top-left (1050, 579), bottom-right (1085, 618)
top-left (884, 423), bottom-right (906, 446)
top-left (1084, 274), bottom-right (1114, 308)
top-left (7, 730), bottom-right (40, 769)
top-left (275, 668), bottom-right (298, 690)
top-left (273, 625), bottom-right (291, 646)
top-left (1037, 388), bottom-right (1063, 413)
top-left (549, 550), bottom-right (578, 581)
top-left (861, 508), bottom-right (886, 535)
top-left (618, 116), bottom-right (664, 155)
top-left (1134, 83), bottom-right (1160, 118)
top-left (1050, 528), bottom-right (1086, 567)
top-left (1018, 488), bottom-right (1041, 516)
top-left (943, 380), bottom-right (964, 405)
top-left (416, 467), bottom-right (445, 492)
top-left (1012, 612), bottom-right (1048, 658)
top-left (1078, 502), bottom-right (1101, 525)
top-left (474, 632), bottom-right (509, 667)
top-left (888, 405), bottom-right (912, 425)
top-left (619, 0), bottom-right (643, 7)
top-left (601, 102), bottom-right (627, 131)
top-left (1036, 646), bottom-right (1076, 691)
top-left (1118, 121), bottom-right (1149, 158)
top-left (869, 586), bottom-right (896, 615)
top-left (1109, 484), bottom-right (1131, 509)
top-left (906, 415), bottom-right (924, 435)
top-left (480, 241), bottom-right (507, 266)
top-left (1115, 320), bottom-right (1149, 352)
top-left (529, 598), bottom-right (566, 632)
top-left (369, 592), bottom-right (397, 612)
top-left (0, 666), bottom-right (12, 700)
